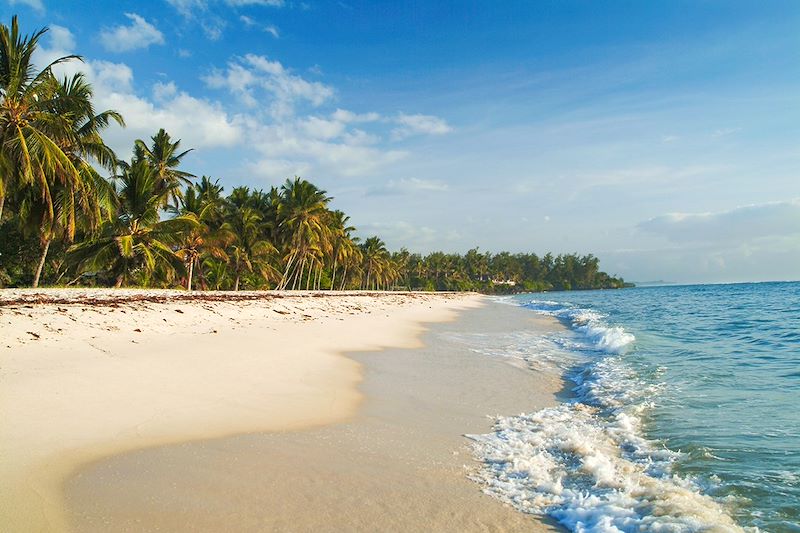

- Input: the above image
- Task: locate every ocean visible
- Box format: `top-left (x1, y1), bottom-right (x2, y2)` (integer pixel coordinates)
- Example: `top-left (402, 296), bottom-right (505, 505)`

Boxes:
top-left (468, 282), bottom-right (799, 532)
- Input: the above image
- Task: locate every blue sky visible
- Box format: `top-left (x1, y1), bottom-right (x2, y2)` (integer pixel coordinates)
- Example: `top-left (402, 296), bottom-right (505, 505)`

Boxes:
top-left (4, 0), bottom-right (800, 283)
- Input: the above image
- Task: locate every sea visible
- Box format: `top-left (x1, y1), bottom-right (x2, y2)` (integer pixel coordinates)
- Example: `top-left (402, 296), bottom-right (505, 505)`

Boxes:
top-left (467, 282), bottom-right (799, 532)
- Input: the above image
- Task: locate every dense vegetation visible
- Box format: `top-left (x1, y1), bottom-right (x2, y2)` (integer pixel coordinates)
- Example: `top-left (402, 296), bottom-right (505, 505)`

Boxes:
top-left (0, 16), bottom-right (627, 293)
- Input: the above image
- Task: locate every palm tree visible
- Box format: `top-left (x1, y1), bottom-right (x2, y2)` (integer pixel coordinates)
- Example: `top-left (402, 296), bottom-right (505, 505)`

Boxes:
top-left (0, 16), bottom-right (82, 223)
top-left (275, 177), bottom-right (331, 290)
top-left (360, 236), bottom-right (389, 290)
top-left (327, 210), bottom-right (355, 290)
top-left (133, 128), bottom-right (195, 207)
top-left (222, 205), bottom-right (278, 291)
top-left (25, 72), bottom-right (123, 287)
top-left (172, 183), bottom-right (229, 291)
top-left (67, 159), bottom-right (196, 287)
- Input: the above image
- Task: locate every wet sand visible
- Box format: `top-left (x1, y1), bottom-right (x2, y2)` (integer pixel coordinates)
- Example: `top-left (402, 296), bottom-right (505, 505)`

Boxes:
top-left (65, 301), bottom-right (566, 532)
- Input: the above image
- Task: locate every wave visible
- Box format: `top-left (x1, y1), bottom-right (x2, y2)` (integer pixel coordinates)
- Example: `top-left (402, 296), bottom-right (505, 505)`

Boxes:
top-left (521, 301), bottom-right (635, 355)
top-left (468, 298), bottom-right (745, 532)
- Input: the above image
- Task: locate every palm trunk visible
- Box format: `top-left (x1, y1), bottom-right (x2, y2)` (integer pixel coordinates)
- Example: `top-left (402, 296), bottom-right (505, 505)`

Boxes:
top-left (234, 273), bottom-right (240, 291)
top-left (0, 195), bottom-right (5, 224)
top-left (293, 258), bottom-right (305, 291)
top-left (305, 259), bottom-right (312, 290)
top-left (32, 239), bottom-right (51, 288)
top-left (186, 259), bottom-right (195, 291)
top-left (330, 257), bottom-right (337, 290)
top-left (340, 264), bottom-right (348, 291)
top-left (278, 252), bottom-right (297, 290)
top-left (115, 274), bottom-right (124, 288)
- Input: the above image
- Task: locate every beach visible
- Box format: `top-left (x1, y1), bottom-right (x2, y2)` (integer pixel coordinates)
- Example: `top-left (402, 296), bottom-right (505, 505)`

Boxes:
top-left (0, 289), bottom-right (563, 532)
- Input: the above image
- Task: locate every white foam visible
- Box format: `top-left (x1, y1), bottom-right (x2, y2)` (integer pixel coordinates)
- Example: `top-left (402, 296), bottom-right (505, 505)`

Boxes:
top-left (522, 301), bottom-right (635, 355)
top-left (468, 404), bottom-right (745, 533)
top-left (467, 297), bottom-right (747, 532)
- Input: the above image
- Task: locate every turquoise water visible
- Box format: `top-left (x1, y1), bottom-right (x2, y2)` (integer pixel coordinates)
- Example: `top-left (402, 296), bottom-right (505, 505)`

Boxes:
top-left (469, 282), bottom-right (799, 532)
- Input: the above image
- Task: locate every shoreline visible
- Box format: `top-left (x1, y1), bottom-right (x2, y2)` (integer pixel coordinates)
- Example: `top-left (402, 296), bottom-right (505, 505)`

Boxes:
top-left (1, 289), bottom-right (481, 531)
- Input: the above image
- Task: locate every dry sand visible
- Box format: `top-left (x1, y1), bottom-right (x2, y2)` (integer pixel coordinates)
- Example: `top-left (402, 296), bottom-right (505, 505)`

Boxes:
top-left (1, 289), bottom-right (480, 532)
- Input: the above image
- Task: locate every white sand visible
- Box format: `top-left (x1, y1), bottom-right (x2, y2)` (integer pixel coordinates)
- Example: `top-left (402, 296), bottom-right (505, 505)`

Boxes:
top-left (0, 289), bottom-right (481, 532)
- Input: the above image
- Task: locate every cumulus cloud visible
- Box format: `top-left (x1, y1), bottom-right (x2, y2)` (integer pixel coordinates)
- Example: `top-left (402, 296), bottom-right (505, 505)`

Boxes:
top-left (638, 199), bottom-right (800, 243)
top-left (99, 13), bottom-right (164, 53)
top-left (35, 26), bottom-right (240, 157)
top-left (391, 113), bottom-right (452, 140)
top-left (243, 118), bottom-right (407, 180)
top-left (48, 25), bottom-right (75, 50)
top-left (367, 178), bottom-right (449, 196)
top-left (33, 23), bottom-right (447, 186)
top-left (203, 54), bottom-right (334, 117)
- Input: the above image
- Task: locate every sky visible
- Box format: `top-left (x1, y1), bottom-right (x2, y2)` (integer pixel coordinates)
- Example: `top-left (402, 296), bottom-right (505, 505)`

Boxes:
top-left (3, 0), bottom-right (799, 283)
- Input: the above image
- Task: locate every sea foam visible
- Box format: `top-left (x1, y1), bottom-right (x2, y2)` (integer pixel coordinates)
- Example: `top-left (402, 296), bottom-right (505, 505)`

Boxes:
top-left (468, 299), bottom-right (746, 533)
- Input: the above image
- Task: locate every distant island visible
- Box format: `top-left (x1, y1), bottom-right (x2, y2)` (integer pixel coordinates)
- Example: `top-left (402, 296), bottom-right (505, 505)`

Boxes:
top-left (0, 16), bottom-right (625, 294)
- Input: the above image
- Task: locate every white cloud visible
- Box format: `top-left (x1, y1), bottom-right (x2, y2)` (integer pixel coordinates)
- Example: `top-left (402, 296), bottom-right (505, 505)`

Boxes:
top-left (32, 23), bottom-right (441, 188)
top-left (48, 25), bottom-right (75, 50)
top-left (99, 13), bottom-right (165, 53)
top-left (204, 54), bottom-right (334, 117)
top-left (91, 60), bottom-right (134, 93)
top-left (264, 25), bottom-right (280, 38)
top-left (711, 127), bottom-right (741, 138)
top-left (391, 113), bottom-right (452, 140)
top-left (243, 118), bottom-right (407, 179)
top-left (201, 19), bottom-right (225, 40)
top-left (153, 81), bottom-right (178, 101)
top-left (638, 199), bottom-right (800, 243)
top-left (165, 0), bottom-right (207, 18)
top-left (240, 14), bottom-right (256, 26)
top-left (8, 0), bottom-right (44, 13)
top-left (331, 108), bottom-right (381, 123)
top-left (367, 178), bottom-right (449, 196)
top-left (167, 0), bottom-right (284, 18)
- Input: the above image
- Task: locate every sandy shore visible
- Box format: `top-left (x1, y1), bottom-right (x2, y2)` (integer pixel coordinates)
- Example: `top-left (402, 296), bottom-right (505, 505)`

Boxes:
top-left (63, 299), bottom-right (566, 532)
top-left (0, 289), bottom-right (481, 532)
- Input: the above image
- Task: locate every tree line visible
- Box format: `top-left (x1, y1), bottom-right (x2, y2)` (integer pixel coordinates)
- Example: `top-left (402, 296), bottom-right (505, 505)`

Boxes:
top-left (0, 16), bottom-right (628, 293)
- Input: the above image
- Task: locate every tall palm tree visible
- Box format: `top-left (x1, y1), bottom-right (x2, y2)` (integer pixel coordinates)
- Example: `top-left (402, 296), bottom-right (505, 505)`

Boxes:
top-left (133, 128), bottom-right (195, 207)
top-left (24, 72), bottom-right (123, 287)
top-left (327, 210), bottom-right (355, 291)
top-left (276, 177), bottom-right (331, 290)
top-left (0, 16), bottom-right (82, 223)
top-left (67, 159), bottom-right (196, 287)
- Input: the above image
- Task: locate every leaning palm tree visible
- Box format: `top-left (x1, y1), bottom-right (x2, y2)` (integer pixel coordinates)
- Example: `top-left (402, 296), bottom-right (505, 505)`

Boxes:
top-left (0, 16), bottom-right (82, 223)
top-left (67, 159), bottom-right (196, 287)
top-left (133, 128), bottom-right (195, 207)
top-left (24, 72), bottom-right (123, 287)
